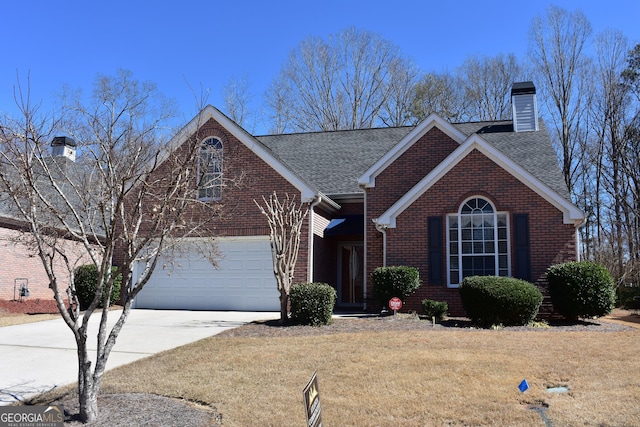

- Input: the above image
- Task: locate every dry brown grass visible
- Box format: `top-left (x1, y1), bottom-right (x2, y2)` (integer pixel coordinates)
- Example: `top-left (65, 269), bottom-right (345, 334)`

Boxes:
top-left (88, 326), bottom-right (640, 427)
top-left (0, 312), bottom-right (59, 327)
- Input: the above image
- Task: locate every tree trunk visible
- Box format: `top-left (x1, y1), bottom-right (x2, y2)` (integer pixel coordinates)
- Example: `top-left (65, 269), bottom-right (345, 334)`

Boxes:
top-left (79, 384), bottom-right (98, 423)
top-left (77, 342), bottom-right (98, 423)
top-left (279, 290), bottom-right (289, 324)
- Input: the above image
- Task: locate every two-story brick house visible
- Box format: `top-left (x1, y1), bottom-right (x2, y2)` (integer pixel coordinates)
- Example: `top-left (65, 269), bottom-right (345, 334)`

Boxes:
top-left (128, 82), bottom-right (584, 316)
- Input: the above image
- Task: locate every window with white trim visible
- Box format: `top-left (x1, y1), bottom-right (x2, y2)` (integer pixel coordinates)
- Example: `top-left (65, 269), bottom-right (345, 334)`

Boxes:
top-left (447, 197), bottom-right (510, 287)
top-left (197, 137), bottom-right (223, 200)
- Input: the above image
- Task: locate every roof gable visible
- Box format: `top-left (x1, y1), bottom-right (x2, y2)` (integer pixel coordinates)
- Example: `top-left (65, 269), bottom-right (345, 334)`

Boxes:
top-left (168, 106), bottom-right (318, 202)
top-left (453, 120), bottom-right (570, 199)
top-left (376, 134), bottom-right (584, 227)
top-left (358, 113), bottom-right (467, 188)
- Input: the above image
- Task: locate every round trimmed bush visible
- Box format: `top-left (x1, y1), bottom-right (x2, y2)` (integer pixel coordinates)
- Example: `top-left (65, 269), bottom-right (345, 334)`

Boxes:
top-left (290, 282), bottom-right (337, 326)
top-left (74, 264), bottom-right (122, 310)
top-left (371, 266), bottom-right (420, 309)
top-left (547, 261), bottom-right (615, 319)
top-left (460, 276), bottom-right (543, 326)
top-left (422, 299), bottom-right (448, 322)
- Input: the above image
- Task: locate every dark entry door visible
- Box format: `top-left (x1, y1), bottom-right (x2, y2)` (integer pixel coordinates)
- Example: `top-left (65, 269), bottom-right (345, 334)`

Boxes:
top-left (339, 244), bottom-right (364, 305)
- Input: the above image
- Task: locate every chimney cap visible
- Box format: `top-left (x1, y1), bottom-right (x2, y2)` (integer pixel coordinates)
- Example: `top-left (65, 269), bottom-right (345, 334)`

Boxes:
top-left (51, 136), bottom-right (77, 147)
top-left (511, 81), bottom-right (536, 96)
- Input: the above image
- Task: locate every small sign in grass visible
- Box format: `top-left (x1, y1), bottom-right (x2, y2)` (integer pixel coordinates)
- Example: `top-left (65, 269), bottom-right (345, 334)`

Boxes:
top-left (518, 379), bottom-right (530, 393)
top-left (302, 372), bottom-right (322, 427)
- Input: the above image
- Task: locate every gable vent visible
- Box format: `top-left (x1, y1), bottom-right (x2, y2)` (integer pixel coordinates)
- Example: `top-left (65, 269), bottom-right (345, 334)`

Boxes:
top-left (511, 82), bottom-right (539, 132)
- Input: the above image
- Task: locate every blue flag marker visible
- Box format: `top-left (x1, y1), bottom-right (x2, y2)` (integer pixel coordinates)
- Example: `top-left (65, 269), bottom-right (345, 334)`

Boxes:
top-left (518, 379), bottom-right (529, 393)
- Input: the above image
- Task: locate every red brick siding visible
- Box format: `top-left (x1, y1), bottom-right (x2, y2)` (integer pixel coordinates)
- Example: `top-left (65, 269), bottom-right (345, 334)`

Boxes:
top-left (0, 227), bottom-right (97, 300)
top-left (367, 148), bottom-right (577, 316)
top-left (116, 117), bottom-right (311, 284)
top-left (372, 127), bottom-right (459, 212)
top-left (365, 127), bottom-right (459, 307)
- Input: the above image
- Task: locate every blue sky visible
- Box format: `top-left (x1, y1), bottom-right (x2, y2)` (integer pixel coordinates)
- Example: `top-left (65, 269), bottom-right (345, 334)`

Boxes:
top-left (2, 0), bottom-right (639, 133)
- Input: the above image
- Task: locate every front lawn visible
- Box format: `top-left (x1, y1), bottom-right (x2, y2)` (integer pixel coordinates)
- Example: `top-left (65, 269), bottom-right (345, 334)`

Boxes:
top-left (61, 320), bottom-right (640, 426)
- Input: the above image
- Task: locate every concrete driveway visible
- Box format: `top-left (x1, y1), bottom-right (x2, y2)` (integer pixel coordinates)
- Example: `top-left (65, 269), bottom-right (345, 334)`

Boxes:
top-left (0, 309), bottom-right (278, 405)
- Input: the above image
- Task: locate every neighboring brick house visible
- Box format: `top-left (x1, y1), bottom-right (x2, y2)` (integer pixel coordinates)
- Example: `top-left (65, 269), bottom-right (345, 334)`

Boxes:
top-left (0, 225), bottom-right (93, 301)
top-left (129, 81), bottom-right (584, 316)
top-left (0, 138), bottom-right (96, 301)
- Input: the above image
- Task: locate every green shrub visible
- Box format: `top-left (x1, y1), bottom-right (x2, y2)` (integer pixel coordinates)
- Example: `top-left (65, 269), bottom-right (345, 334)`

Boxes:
top-left (616, 285), bottom-right (640, 309)
top-left (547, 261), bottom-right (616, 319)
top-left (74, 264), bottom-right (122, 310)
top-left (371, 266), bottom-right (420, 308)
top-left (290, 282), bottom-right (337, 326)
top-left (459, 276), bottom-right (543, 326)
top-left (422, 299), bottom-right (448, 322)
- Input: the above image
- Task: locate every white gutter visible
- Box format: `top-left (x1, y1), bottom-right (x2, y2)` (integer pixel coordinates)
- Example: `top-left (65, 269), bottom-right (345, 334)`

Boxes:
top-left (308, 195), bottom-right (322, 282)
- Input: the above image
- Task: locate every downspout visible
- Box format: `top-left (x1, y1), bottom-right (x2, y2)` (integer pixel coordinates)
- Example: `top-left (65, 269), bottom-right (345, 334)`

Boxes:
top-left (362, 187), bottom-right (368, 310)
top-left (308, 195), bottom-right (322, 283)
top-left (575, 217), bottom-right (587, 262)
top-left (374, 221), bottom-right (388, 267)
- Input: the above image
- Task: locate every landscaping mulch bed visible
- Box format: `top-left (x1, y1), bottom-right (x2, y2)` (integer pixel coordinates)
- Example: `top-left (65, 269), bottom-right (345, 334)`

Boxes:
top-left (55, 393), bottom-right (220, 426)
top-left (0, 298), bottom-right (60, 314)
top-left (216, 312), bottom-right (636, 338)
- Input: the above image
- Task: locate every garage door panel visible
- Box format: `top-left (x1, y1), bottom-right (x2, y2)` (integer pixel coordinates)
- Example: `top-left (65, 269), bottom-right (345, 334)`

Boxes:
top-left (225, 259), bottom-right (244, 270)
top-left (134, 237), bottom-right (279, 311)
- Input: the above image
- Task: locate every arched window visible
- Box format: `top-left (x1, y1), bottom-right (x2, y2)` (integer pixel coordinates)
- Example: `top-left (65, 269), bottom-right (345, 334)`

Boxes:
top-left (447, 197), bottom-right (510, 286)
top-left (197, 137), bottom-right (223, 200)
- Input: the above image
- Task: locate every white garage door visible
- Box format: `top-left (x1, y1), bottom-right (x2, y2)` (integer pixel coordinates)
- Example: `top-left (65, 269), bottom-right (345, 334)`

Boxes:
top-left (133, 237), bottom-right (279, 311)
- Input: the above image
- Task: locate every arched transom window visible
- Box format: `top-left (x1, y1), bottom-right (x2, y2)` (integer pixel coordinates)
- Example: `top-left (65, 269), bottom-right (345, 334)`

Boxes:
top-left (447, 197), bottom-right (510, 287)
top-left (197, 137), bottom-right (223, 200)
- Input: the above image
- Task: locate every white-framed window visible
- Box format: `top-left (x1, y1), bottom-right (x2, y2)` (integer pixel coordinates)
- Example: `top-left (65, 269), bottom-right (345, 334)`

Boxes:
top-left (447, 197), bottom-right (510, 287)
top-left (197, 137), bottom-right (223, 200)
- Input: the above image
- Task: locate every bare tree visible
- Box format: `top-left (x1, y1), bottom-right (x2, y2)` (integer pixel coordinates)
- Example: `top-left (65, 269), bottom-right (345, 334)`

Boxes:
top-left (264, 73), bottom-right (293, 134)
top-left (222, 75), bottom-right (255, 131)
top-left (409, 72), bottom-right (466, 123)
top-left (529, 5), bottom-right (592, 194)
top-left (458, 53), bottom-right (525, 121)
top-left (585, 31), bottom-right (631, 280)
top-left (266, 27), bottom-right (419, 132)
top-left (378, 56), bottom-right (421, 127)
top-left (0, 70), bottom-right (219, 422)
top-left (620, 43), bottom-right (640, 285)
top-left (255, 192), bottom-right (308, 323)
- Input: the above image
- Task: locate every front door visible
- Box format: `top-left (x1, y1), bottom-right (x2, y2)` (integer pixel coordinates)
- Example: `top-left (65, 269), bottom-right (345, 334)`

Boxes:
top-left (338, 244), bottom-right (364, 306)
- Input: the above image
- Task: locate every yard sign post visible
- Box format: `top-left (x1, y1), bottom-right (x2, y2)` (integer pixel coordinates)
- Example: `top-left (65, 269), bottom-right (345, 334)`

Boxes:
top-left (302, 371), bottom-right (322, 427)
top-left (389, 297), bottom-right (402, 314)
